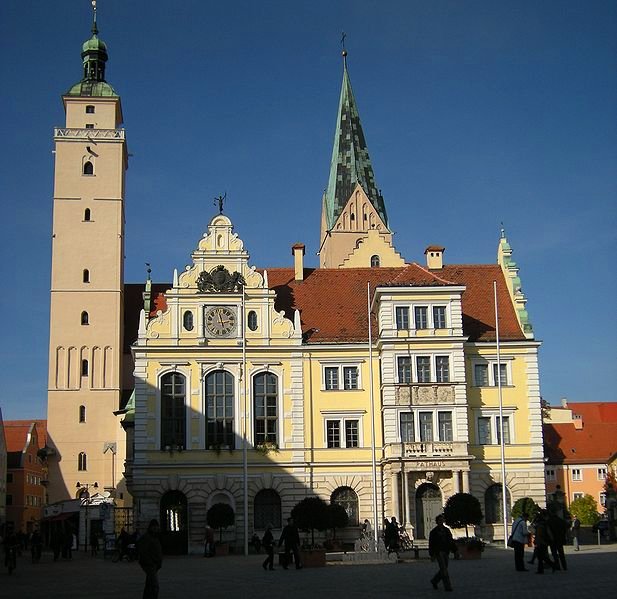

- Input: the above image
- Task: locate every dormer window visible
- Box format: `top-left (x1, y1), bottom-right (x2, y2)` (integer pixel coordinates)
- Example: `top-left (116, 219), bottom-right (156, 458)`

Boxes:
top-left (86, 105), bottom-right (95, 114)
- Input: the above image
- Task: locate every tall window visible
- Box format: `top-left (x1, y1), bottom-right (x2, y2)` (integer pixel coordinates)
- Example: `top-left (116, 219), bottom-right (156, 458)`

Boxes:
top-left (419, 412), bottom-right (433, 442)
top-left (370, 255), bottom-right (380, 267)
top-left (81, 311), bottom-right (89, 325)
top-left (331, 487), bottom-right (359, 526)
top-left (254, 372), bottom-right (278, 444)
top-left (433, 306), bottom-right (447, 329)
top-left (343, 366), bottom-right (358, 390)
top-left (327, 421), bottom-right (340, 448)
top-left (345, 420), bottom-right (359, 447)
top-left (478, 416), bottom-right (492, 444)
top-left (324, 365), bottom-right (359, 390)
top-left (79, 405), bottom-right (86, 423)
top-left (78, 452), bottom-right (87, 471)
top-left (474, 364), bottom-right (489, 386)
top-left (83, 161), bottom-right (94, 175)
top-left (416, 356), bottom-right (431, 383)
top-left (397, 356), bottom-right (412, 384)
top-left (493, 363), bottom-right (508, 386)
top-left (400, 412), bottom-right (414, 442)
top-left (205, 370), bottom-right (234, 449)
top-left (485, 484), bottom-right (511, 524)
top-left (83, 269), bottom-right (90, 283)
top-left (254, 489), bottom-right (282, 530)
top-left (414, 306), bottom-right (428, 329)
top-left (496, 416), bottom-right (511, 444)
top-left (325, 367), bottom-right (339, 390)
top-left (81, 359), bottom-right (89, 377)
top-left (326, 419), bottom-right (359, 448)
top-left (84, 208), bottom-right (91, 221)
top-left (395, 307), bottom-right (409, 330)
top-left (438, 411), bottom-right (453, 442)
top-left (161, 372), bottom-right (186, 448)
top-left (435, 356), bottom-right (450, 383)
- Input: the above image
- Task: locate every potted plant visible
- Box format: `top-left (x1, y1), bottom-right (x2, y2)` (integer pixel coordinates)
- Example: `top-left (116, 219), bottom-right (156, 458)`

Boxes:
top-left (206, 503), bottom-right (235, 556)
top-left (444, 492), bottom-right (484, 559)
top-left (255, 440), bottom-right (279, 456)
top-left (324, 503), bottom-right (349, 551)
top-left (291, 496), bottom-right (329, 567)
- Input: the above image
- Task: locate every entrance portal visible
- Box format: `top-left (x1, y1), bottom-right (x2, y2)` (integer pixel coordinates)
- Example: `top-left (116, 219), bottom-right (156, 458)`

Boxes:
top-left (160, 490), bottom-right (188, 555)
top-left (415, 483), bottom-right (442, 540)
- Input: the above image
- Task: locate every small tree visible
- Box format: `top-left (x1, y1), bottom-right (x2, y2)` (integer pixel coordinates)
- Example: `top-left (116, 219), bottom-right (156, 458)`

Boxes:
top-left (291, 496), bottom-right (329, 546)
top-left (511, 497), bottom-right (540, 521)
top-left (443, 492), bottom-right (483, 537)
top-left (206, 503), bottom-right (235, 543)
top-left (569, 494), bottom-right (600, 526)
top-left (326, 503), bottom-right (349, 540)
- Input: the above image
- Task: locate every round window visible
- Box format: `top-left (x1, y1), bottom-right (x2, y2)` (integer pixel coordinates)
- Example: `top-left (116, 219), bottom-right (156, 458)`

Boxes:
top-left (183, 310), bottom-right (194, 331)
top-left (247, 310), bottom-right (258, 331)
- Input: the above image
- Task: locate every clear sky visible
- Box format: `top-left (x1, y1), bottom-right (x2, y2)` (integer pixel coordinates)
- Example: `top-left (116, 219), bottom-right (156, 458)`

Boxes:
top-left (0, 1), bottom-right (615, 420)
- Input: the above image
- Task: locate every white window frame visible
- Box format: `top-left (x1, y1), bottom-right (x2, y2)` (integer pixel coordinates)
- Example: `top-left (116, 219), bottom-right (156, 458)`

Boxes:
top-left (571, 468), bottom-right (582, 481)
top-left (320, 362), bottom-right (363, 391)
top-left (321, 410), bottom-right (365, 448)
top-left (155, 365), bottom-right (192, 451)
top-left (546, 468), bottom-right (556, 481)
top-left (472, 358), bottom-right (513, 387)
top-left (392, 302), bottom-right (451, 332)
top-left (572, 492), bottom-right (583, 501)
top-left (395, 353), bottom-right (453, 384)
top-left (598, 467), bottom-right (607, 480)
top-left (398, 408), bottom-right (456, 443)
top-left (474, 409), bottom-right (516, 445)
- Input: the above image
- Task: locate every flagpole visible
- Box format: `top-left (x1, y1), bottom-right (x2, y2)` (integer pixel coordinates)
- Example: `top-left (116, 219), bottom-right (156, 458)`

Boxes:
top-left (494, 281), bottom-right (508, 549)
top-left (367, 282), bottom-right (379, 549)
top-left (242, 286), bottom-right (248, 556)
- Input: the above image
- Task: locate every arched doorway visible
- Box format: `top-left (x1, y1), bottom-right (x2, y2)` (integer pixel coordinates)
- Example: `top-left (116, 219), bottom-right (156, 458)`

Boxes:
top-left (415, 483), bottom-right (442, 540)
top-left (160, 490), bottom-right (188, 555)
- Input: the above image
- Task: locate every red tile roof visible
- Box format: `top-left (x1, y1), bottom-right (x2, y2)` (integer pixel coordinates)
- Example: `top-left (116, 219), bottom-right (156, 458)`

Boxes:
top-left (4, 420), bottom-right (46, 452)
top-left (566, 402), bottom-right (617, 424)
top-left (123, 263), bottom-right (524, 347)
top-left (544, 421), bottom-right (617, 465)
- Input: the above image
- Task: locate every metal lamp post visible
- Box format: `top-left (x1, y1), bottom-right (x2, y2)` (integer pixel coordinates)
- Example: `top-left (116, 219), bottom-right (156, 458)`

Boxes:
top-left (76, 481), bottom-right (98, 553)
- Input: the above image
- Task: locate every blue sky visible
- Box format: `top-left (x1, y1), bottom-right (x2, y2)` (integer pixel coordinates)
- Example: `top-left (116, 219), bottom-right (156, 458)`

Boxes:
top-left (0, 1), bottom-right (615, 420)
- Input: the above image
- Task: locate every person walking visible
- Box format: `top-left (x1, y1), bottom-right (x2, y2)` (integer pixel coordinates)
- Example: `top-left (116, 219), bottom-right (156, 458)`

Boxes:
top-left (137, 519), bottom-right (163, 599)
top-left (534, 510), bottom-right (556, 574)
top-left (203, 525), bottom-right (215, 558)
top-left (429, 514), bottom-right (455, 592)
top-left (90, 528), bottom-right (99, 557)
top-left (547, 509), bottom-right (568, 570)
top-left (510, 512), bottom-right (529, 571)
top-left (279, 517), bottom-right (302, 570)
top-left (571, 516), bottom-right (581, 551)
top-left (385, 516), bottom-right (400, 557)
top-left (262, 525), bottom-right (275, 571)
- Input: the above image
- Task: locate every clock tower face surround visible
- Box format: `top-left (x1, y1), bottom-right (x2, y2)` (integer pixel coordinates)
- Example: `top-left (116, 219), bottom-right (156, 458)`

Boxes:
top-left (204, 306), bottom-right (237, 338)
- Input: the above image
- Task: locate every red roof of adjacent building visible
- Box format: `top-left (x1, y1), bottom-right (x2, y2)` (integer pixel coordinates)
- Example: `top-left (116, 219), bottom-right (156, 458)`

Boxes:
top-left (4, 420), bottom-right (46, 469)
top-left (544, 421), bottom-right (617, 465)
top-left (566, 402), bottom-right (617, 424)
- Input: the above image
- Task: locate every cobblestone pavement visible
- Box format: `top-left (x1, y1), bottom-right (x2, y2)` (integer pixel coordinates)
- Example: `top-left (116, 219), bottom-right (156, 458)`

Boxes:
top-left (1, 544), bottom-right (614, 599)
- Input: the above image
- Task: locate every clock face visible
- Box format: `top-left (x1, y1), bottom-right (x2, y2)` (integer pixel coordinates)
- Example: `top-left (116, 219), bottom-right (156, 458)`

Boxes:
top-left (204, 306), bottom-right (237, 337)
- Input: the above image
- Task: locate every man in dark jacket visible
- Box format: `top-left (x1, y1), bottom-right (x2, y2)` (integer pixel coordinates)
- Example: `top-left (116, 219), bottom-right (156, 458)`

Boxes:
top-left (278, 517), bottom-right (301, 569)
top-left (547, 509), bottom-right (568, 570)
top-left (428, 514), bottom-right (455, 592)
top-left (137, 520), bottom-right (163, 599)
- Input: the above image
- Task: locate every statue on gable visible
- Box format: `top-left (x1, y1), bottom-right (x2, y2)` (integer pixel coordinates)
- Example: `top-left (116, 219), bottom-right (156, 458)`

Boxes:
top-left (197, 265), bottom-right (246, 293)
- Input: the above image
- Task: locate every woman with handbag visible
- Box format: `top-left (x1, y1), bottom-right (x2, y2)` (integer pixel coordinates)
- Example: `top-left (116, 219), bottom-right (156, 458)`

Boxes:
top-left (509, 512), bottom-right (529, 572)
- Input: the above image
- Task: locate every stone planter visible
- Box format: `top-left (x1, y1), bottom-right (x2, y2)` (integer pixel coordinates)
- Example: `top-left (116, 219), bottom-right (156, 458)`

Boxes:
top-left (215, 542), bottom-right (229, 556)
top-left (300, 549), bottom-right (327, 568)
top-left (455, 541), bottom-right (482, 560)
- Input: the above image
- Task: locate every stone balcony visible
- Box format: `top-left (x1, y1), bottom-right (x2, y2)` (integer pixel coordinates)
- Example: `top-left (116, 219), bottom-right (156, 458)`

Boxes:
top-left (395, 384), bottom-right (455, 406)
top-left (384, 441), bottom-right (468, 459)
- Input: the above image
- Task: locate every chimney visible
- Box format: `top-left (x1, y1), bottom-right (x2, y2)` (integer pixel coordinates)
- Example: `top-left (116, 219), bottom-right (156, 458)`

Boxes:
top-left (560, 397), bottom-right (568, 408)
top-left (292, 243), bottom-right (305, 281)
top-left (425, 245), bottom-right (445, 270)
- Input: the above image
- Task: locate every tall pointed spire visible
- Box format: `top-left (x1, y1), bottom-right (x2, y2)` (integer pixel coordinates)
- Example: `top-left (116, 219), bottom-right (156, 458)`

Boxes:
top-left (323, 49), bottom-right (388, 230)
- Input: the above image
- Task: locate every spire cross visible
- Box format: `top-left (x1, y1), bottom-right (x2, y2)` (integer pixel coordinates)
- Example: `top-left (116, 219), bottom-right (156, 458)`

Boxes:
top-left (341, 31), bottom-right (348, 66)
top-left (214, 193), bottom-right (227, 215)
top-left (91, 0), bottom-right (98, 35)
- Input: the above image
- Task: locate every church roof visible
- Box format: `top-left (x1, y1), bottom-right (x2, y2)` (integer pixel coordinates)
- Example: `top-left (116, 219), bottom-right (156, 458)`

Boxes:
top-left (323, 59), bottom-right (387, 230)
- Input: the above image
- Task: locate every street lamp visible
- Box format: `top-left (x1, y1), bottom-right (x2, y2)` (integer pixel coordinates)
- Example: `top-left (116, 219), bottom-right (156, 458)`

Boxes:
top-left (76, 481), bottom-right (98, 553)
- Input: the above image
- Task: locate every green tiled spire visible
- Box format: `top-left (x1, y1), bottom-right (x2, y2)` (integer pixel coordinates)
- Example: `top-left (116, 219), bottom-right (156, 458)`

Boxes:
top-left (66, 3), bottom-right (118, 97)
top-left (324, 54), bottom-right (387, 229)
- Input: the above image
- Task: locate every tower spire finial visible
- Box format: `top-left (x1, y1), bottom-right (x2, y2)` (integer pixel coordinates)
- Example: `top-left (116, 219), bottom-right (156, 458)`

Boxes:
top-left (341, 31), bottom-right (348, 67)
top-left (91, 0), bottom-right (98, 36)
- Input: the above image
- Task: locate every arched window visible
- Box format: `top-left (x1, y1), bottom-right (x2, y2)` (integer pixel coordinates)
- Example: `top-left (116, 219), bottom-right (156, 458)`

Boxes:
top-left (254, 489), bottom-right (282, 530)
top-left (205, 370), bottom-right (234, 449)
top-left (254, 372), bottom-right (278, 444)
top-left (84, 208), bottom-right (91, 221)
top-left (83, 161), bottom-right (94, 175)
top-left (247, 311), bottom-right (258, 331)
top-left (79, 405), bottom-right (86, 423)
top-left (81, 359), bottom-right (89, 377)
top-left (161, 372), bottom-right (186, 449)
top-left (78, 452), bottom-right (87, 471)
top-left (81, 311), bottom-right (89, 325)
top-left (182, 311), bottom-right (194, 331)
top-left (370, 255), bottom-right (380, 267)
top-left (86, 105), bottom-right (95, 114)
top-left (485, 484), bottom-right (511, 524)
top-left (331, 486), bottom-right (359, 526)
top-left (83, 269), bottom-right (90, 283)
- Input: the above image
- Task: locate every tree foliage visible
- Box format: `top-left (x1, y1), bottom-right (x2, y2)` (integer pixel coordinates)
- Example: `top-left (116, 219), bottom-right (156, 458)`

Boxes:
top-left (569, 494), bottom-right (600, 526)
top-left (206, 503), bottom-right (235, 542)
top-left (443, 493), bottom-right (483, 537)
top-left (326, 503), bottom-right (349, 539)
top-left (291, 496), bottom-right (330, 545)
top-left (511, 497), bottom-right (540, 521)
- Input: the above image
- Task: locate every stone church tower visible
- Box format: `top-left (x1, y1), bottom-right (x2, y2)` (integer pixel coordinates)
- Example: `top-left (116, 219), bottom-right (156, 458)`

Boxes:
top-left (46, 12), bottom-right (128, 503)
